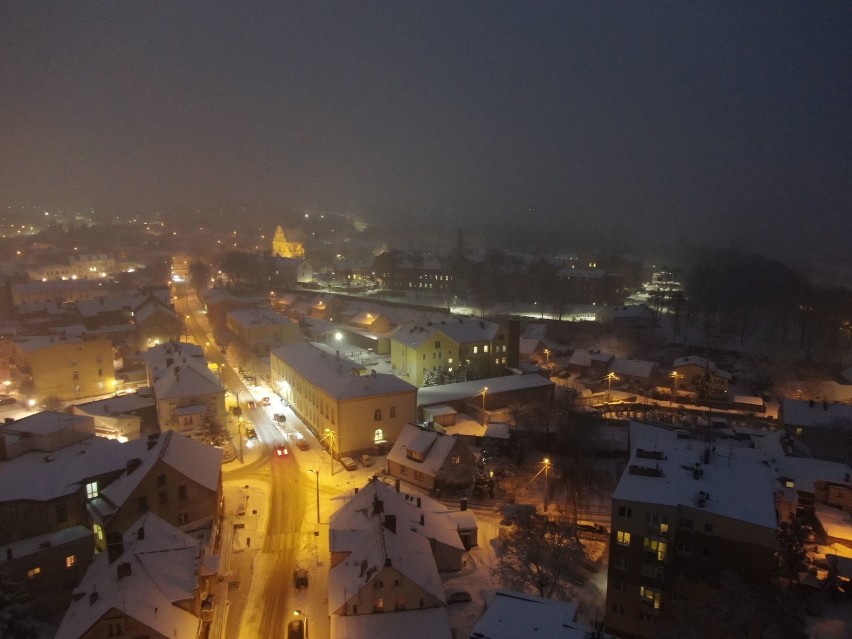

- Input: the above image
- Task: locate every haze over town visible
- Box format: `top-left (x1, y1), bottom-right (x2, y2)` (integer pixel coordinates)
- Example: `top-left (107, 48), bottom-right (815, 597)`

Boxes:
top-left (1, 4), bottom-right (852, 639)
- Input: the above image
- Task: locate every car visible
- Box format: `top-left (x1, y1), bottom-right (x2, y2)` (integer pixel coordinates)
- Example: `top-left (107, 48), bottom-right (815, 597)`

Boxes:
top-left (245, 428), bottom-right (257, 441)
top-left (261, 396), bottom-right (271, 406)
top-left (275, 445), bottom-right (289, 457)
top-left (446, 591), bottom-right (472, 604)
top-left (359, 454), bottom-right (374, 467)
top-left (273, 413), bottom-right (287, 423)
top-left (295, 437), bottom-right (310, 451)
top-left (340, 456), bottom-right (357, 471)
top-left (287, 619), bottom-right (305, 639)
top-left (293, 568), bottom-right (308, 588)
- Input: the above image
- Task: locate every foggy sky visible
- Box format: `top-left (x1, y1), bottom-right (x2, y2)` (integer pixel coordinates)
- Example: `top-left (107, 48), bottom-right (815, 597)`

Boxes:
top-left (2, 2), bottom-right (851, 261)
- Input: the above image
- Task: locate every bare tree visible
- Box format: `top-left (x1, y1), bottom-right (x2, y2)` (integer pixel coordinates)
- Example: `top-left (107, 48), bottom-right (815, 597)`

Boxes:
top-left (496, 512), bottom-right (585, 599)
top-left (0, 567), bottom-right (38, 639)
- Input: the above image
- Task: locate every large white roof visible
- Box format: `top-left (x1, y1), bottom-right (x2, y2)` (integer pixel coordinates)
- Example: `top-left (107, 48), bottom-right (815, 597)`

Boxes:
top-left (271, 341), bottom-right (416, 400)
top-left (153, 356), bottom-right (223, 399)
top-left (782, 399), bottom-right (852, 428)
top-left (470, 590), bottom-right (594, 639)
top-left (330, 606), bottom-right (452, 639)
top-left (613, 421), bottom-right (778, 530)
top-left (386, 423), bottom-right (461, 478)
top-left (392, 318), bottom-right (499, 349)
top-left (417, 374), bottom-right (552, 407)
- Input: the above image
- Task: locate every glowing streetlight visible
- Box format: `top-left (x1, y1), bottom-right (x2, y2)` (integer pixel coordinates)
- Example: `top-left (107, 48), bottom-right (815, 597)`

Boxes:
top-left (309, 469), bottom-right (320, 523)
top-left (670, 371), bottom-right (683, 406)
top-left (544, 349), bottom-right (551, 368)
top-left (606, 372), bottom-right (619, 402)
top-left (321, 428), bottom-right (337, 475)
top-left (543, 458), bottom-right (550, 512)
top-left (480, 387), bottom-right (488, 427)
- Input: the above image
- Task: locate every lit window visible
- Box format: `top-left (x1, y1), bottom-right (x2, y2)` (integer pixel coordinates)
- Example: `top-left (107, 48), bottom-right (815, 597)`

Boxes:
top-left (473, 346), bottom-right (478, 354)
top-left (374, 429), bottom-right (384, 442)
top-left (93, 523), bottom-right (104, 541)
top-left (640, 586), bottom-right (662, 609)
top-left (644, 538), bottom-right (668, 561)
top-left (66, 555), bottom-right (77, 568)
top-left (86, 482), bottom-right (99, 499)
top-left (373, 598), bottom-right (384, 612)
top-left (27, 567), bottom-right (41, 579)
top-left (616, 530), bottom-right (631, 546)
top-left (484, 345), bottom-right (489, 353)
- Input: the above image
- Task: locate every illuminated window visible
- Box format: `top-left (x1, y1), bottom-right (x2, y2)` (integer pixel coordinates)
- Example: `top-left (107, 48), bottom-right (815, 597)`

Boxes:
top-left (473, 346), bottom-right (478, 354)
top-left (644, 538), bottom-right (667, 561)
top-left (484, 345), bottom-right (489, 353)
top-left (616, 530), bottom-right (631, 546)
top-left (373, 598), bottom-right (384, 612)
top-left (640, 586), bottom-right (662, 609)
top-left (374, 429), bottom-right (384, 442)
top-left (451, 456), bottom-right (461, 465)
top-left (65, 555), bottom-right (77, 568)
top-left (27, 567), bottom-right (41, 579)
top-left (86, 482), bottom-right (99, 499)
top-left (93, 523), bottom-right (104, 541)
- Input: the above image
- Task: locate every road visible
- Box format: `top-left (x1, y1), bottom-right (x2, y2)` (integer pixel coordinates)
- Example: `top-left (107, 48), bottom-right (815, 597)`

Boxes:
top-left (174, 282), bottom-right (309, 638)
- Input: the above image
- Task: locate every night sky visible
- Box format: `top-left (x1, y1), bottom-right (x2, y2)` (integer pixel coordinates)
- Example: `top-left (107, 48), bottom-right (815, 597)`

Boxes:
top-left (2, 2), bottom-right (851, 260)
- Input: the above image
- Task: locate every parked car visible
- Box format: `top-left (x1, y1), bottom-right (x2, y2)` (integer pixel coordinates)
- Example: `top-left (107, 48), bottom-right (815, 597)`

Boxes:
top-left (273, 413), bottom-right (287, 423)
top-left (261, 396), bottom-right (271, 406)
top-left (446, 591), bottom-right (472, 604)
top-left (293, 568), bottom-right (308, 588)
top-left (295, 437), bottom-right (310, 451)
top-left (287, 619), bottom-right (305, 639)
top-left (0, 396), bottom-right (16, 406)
top-left (340, 456), bottom-right (357, 471)
top-left (245, 427), bottom-right (257, 441)
top-left (359, 454), bottom-right (374, 467)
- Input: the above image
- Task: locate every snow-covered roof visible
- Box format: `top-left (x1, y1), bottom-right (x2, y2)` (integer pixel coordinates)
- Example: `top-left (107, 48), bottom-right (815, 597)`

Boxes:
top-left (392, 318), bottom-right (500, 349)
top-left (608, 357), bottom-right (657, 379)
top-left (330, 606), bottom-right (452, 639)
top-left (55, 512), bottom-right (201, 639)
top-left (782, 399), bottom-right (852, 428)
top-left (153, 356), bottom-right (223, 400)
top-left (0, 434), bottom-right (144, 502)
top-left (143, 340), bottom-right (205, 371)
top-left (271, 342), bottom-right (416, 400)
top-left (470, 590), bottom-right (597, 639)
top-left (815, 503), bottom-right (852, 543)
top-left (567, 349), bottom-right (614, 368)
top-left (613, 421), bottom-right (778, 531)
top-left (88, 431), bottom-right (221, 523)
top-left (417, 374), bottom-right (552, 408)
top-left (227, 308), bottom-right (293, 327)
top-left (0, 525), bottom-right (91, 564)
top-left (672, 355), bottom-right (732, 379)
top-left (14, 334), bottom-right (85, 352)
top-left (76, 294), bottom-right (141, 318)
top-left (386, 424), bottom-right (463, 478)
top-left (133, 298), bottom-right (176, 324)
top-left (74, 393), bottom-right (156, 418)
top-left (329, 478), bottom-right (469, 614)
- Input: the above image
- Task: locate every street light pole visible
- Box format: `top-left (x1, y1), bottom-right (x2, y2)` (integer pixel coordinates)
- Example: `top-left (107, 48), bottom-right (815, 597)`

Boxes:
top-left (670, 371), bottom-right (681, 406)
top-left (310, 470), bottom-right (320, 523)
top-left (543, 458), bottom-right (550, 512)
top-left (235, 389), bottom-right (245, 463)
top-left (323, 428), bottom-right (336, 475)
top-left (481, 387), bottom-right (488, 427)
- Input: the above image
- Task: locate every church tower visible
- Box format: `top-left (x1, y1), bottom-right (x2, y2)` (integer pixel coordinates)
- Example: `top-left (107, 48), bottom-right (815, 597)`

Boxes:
top-left (271, 225), bottom-right (305, 258)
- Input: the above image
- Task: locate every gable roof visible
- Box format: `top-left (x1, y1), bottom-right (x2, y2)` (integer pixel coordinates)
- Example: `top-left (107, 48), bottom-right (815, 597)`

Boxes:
top-left (392, 318), bottom-right (500, 349)
top-left (386, 423), bottom-right (463, 477)
top-left (470, 590), bottom-right (597, 639)
top-left (153, 356), bottom-right (223, 399)
top-left (608, 357), bottom-right (657, 379)
top-left (55, 512), bottom-right (200, 639)
top-left (672, 355), bottom-right (732, 379)
top-left (88, 431), bottom-right (221, 525)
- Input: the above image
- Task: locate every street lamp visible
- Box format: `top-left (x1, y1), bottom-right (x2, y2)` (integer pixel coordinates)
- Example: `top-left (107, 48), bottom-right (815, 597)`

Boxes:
top-left (670, 371), bottom-right (682, 406)
top-left (309, 469), bottom-right (320, 523)
top-left (544, 349), bottom-right (551, 368)
top-left (480, 387), bottom-right (488, 427)
top-left (543, 458), bottom-right (550, 512)
top-left (605, 372), bottom-right (619, 402)
top-left (234, 390), bottom-right (245, 463)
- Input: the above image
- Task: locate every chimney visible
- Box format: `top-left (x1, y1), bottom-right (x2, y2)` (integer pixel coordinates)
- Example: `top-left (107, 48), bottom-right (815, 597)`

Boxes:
top-left (89, 592), bottom-right (99, 606)
top-left (371, 369), bottom-right (377, 377)
top-left (147, 434), bottom-right (159, 450)
top-left (126, 458), bottom-right (142, 474)
top-left (419, 514), bottom-right (424, 526)
top-left (460, 497), bottom-right (467, 511)
top-left (117, 562), bottom-right (132, 579)
top-left (395, 479), bottom-right (400, 492)
top-left (354, 487), bottom-right (359, 494)
top-left (416, 497), bottom-right (421, 508)
top-left (106, 531), bottom-right (123, 564)
top-left (373, 497), bottom-right (384, 516)
top-left (384, 557), bottom-right (392, 567)
top-left (336, 350), bottom-right (340, 360)
top-left (166, 357), bottom-right (174, 367)
top-left (384, 514), bottom-right (397, 534)
top-left (137, 526), bottom-right (145, 540)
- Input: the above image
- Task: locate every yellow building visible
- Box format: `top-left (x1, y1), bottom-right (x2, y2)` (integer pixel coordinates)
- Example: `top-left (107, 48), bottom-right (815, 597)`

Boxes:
top-left (12, 336), bottom-right (116, 402)
top-left (672, 355), bottom-right (731, 400)
top-left (390, 318), bottom-right (506, 387)
top-left (270, 342), bottom-right (417, 456)
top-left (225, 308), bottom-right (301, 356)
top-left (271, 225), bottom-right (305, 258)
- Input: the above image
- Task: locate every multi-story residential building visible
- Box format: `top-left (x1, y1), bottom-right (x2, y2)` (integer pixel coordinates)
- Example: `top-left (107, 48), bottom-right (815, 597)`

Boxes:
top-left (374, 250), bottom-right (453, 293)
top-left (10, 335), bottom-right (115, 401)
top-left (132, 294), bottom-right (181, 350)
top-left (11, 279), bottom-right (107, 311)
top-left (390, 318), bottom-right (510, 387)
top-left (270, 342), bottom-right (417, 456)
top-left (26, 253), bottom-right (118, 282)
top-left (604, 421), bottom-right (778, 639)
top-left (328, 477), bottom-right (471, 638)
top-left (225, 308), bottom-right (301, 356)
top-left (72, 390), bottom-right (158, 442)
top-left (780, 398), bottom-right (852, 463)
top-left (55, 512), bottom-right (212, 639)
top-left (671, 355), bottom-right (731, 401)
